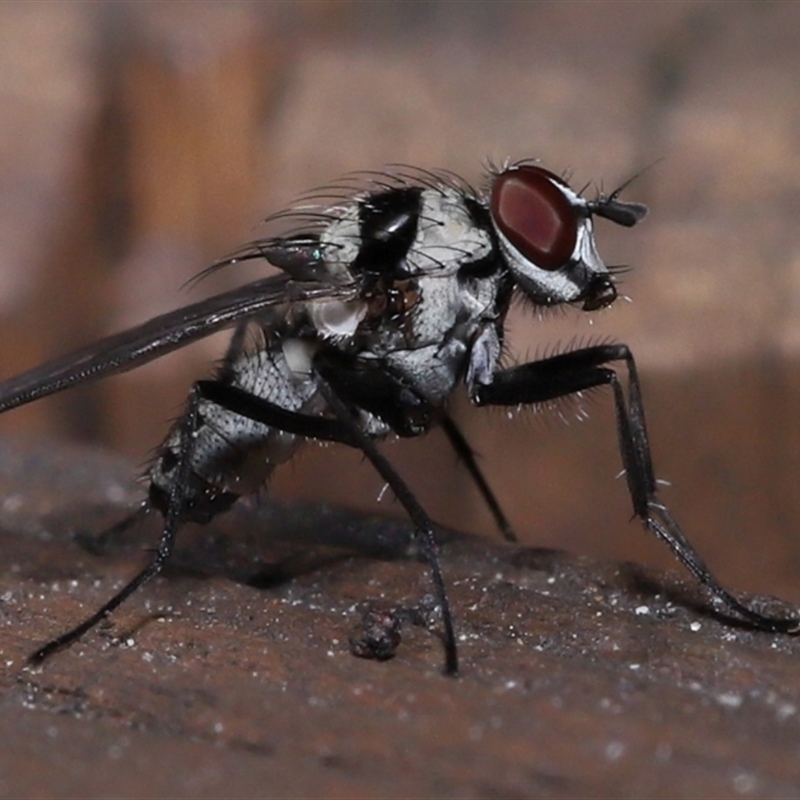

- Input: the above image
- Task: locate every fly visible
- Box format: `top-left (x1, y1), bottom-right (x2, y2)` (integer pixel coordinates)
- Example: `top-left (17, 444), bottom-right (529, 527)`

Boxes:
top-left (3, 159), bottom-right (797, 675)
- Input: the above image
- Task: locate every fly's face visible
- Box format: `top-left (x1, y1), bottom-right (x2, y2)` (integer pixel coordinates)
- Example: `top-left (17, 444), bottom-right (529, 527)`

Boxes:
top-left (488, 164), bottom-right (648, 311)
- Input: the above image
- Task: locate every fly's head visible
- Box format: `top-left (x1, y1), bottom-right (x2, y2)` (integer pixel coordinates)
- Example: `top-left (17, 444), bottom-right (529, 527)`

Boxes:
top-left (488, 163), bottom-right (648, 311)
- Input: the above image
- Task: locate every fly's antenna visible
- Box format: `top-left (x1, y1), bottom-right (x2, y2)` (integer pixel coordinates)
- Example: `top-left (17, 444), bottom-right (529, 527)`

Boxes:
top-left (584, 159), bottom-right (662, 227)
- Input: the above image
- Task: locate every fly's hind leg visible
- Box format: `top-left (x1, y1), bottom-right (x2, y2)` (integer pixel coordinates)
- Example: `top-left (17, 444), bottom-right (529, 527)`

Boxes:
top-left (29, 385), bottom-right (205, 664)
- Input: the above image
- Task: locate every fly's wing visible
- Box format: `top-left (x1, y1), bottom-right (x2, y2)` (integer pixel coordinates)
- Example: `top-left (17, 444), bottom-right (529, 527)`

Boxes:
top-left (0, 273), bottom-right (358, 413)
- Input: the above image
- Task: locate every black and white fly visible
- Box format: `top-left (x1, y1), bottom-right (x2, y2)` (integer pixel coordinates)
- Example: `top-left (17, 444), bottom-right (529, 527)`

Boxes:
top-left (4, 160), bottom-right (797, 674)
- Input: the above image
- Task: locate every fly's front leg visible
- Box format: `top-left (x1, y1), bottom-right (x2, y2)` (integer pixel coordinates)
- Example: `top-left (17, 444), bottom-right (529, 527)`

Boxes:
top-left (474, 344), bottom-right (800, 634)
top-left (29, 385), bottom-right (204, 664)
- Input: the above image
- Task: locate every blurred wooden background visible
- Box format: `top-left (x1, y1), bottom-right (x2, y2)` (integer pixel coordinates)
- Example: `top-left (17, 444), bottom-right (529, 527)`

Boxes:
top-left (2, 1), bottom-right (800, 600)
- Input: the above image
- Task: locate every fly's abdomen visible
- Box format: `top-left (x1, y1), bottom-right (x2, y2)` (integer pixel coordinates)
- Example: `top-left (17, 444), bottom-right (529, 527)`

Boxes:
top-left (148, 338), bottom-right (321, 522)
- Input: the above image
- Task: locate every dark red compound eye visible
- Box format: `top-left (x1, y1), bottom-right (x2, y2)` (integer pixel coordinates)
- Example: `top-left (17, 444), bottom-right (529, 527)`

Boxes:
top-left (490, 166), bottom-right (578, 271)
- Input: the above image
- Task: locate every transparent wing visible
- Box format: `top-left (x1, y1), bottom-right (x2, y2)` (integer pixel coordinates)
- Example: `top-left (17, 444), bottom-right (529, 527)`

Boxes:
top-left (0, 273), bottom-right (357, 413)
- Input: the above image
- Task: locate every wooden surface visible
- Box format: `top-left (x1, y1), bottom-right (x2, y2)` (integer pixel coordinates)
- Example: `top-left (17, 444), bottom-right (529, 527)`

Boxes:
top-left (1, 438), bottom-right (800, 798)
top-left (2, 3), bottom-right (800, 571)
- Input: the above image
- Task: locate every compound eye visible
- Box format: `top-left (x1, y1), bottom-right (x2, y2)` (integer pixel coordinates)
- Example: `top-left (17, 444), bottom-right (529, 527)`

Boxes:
top-left (490, 166), bottom-right (578, 271)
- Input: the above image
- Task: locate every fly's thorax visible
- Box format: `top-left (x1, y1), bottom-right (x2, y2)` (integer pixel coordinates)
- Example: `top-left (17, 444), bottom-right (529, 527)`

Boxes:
top-left (305, 183), bottom-right (507, 406)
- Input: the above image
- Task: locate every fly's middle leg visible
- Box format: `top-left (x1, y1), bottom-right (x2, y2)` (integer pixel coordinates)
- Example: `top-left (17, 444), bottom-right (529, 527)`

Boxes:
top-left (195, 376), bottom-right (460, 675)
